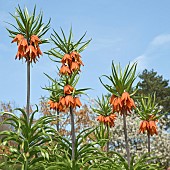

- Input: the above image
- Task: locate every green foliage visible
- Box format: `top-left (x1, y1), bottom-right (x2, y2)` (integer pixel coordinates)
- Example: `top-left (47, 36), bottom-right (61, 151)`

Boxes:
top-left (7, 5), bottom-right (50, 42)
top-left (89, 124), bottom-right (109, 148)
top-left (92, 95), bottom-right (112, 116)
top-left (0, 106), bottom-right (56, 170)
top-left (45, 127), bottom-right (162, 170)
top-left (107, 152), bottom-right (163, 170)
top-left (43, 71), bottom-right (90, 100)
top-left (43, 127), bottom-right (111, 169)
top-left (45, 27), bottom-right (91, 59)
top-left (136, 93), bottom-right (163, 120)
top-left (100, 62), bottom-right (138, 96)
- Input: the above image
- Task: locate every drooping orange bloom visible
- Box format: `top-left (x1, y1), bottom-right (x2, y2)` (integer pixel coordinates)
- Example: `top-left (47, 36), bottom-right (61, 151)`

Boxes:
top-left (121, 92), bottom-right (131, 104)
top-left (18, 38), bottom-right (28, 50)
top-left (64, 85), bottom-right (74, 95)
top-left (73, 97), bottom-right (82, 108)
top-left (70, 62), bottom-right (80, 72)
top-left (121, 92), bottom-right (136, 112)
top-left (48, 100), bottom-right (66, 112)
top-left (97, 114), bottom-right (117, 127)
top-left (25, 45), bottom-right (38, 63)
top-left (61, 54), bottom-right (72, 65)
top-left (16, 40), bottom-right (27, 60)
top-left (105, 114), bottom-right (117, 127)
top-left (70, 51), bottom-right (84, 66)
top-left (109, 114), bottom-right (117, 121)
top-left (110, 94), bottom-right (116, 104)
top-left (65, 95), bottom-right (75, 107)
top-left (59, 65), bottom-right (71, 75)
top-left (97, 115), bottom-right (105, 122)
top-left (15, 38), bottom-right (28, 60)
top-left (148, 121), bottom-right (158, 135)
top-left (110, 92), bottom-right (136, 114)
top-left (110, 95), bottom-right (122, 112)
top-left (70, 51), bottom-right (80, 59)
top-left (30, 35), bottom-right (41, 47)
top-left (12, 34), bottom-right (43, 63)
top-left (18, 38), bottom-right (28, 48)
top-left (139, 120), bottom-right (148, 133)
top-left (16, 50), bottom-right (25, 60)
top-left (60, 51), bottom-right (84, 75)
top-left (59, 96), bottom-right (66, 106)
top-left (139, 119), bottom-right (158, 136)
top-left (11, 34), bottom-right (24, 43)
top-left (48, 100), bottom-right (54, 109)
top-left (57, 97), bottom-right (67, 112)
top-left (48, 100), bottom-right (57, 110)
top-left (57, 95), bottom-right (82, 111)
top-left (36, 46), bottom-right (43, 57)
top-left (58, 103), bottom-right (67, 112)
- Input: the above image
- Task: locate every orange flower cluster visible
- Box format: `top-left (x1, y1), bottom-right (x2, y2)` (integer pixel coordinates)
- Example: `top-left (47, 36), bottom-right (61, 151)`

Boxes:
top-left (60, 51), bottom-right (84, 75)
top-left (110, 92), bottom-right (136, 114)
top-left (48, 85), bottom-right (82, 112)
top-left (139, 120), bottom-right (158, 136)
top-left (97, 114), bottom-right (117, 127)
top-left (139, 117), bottom-right (158, 136)
top-left (12, 34), bottom-right (42, 63)
top-left (48, 96), bottom-right (82, 112)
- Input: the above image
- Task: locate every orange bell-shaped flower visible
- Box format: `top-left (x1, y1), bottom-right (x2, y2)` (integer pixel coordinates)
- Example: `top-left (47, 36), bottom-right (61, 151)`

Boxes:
top-left (60, 65), bottom-right (71, 75)
top-left (73, 97), bottom-right (82, 108)
top-left (121, 92), bottom-right (136, 112)
top-left (30, 35), bottom-right (41, 47)
top-left (11, 34), bottom-right (24, 44)
top-left (61, 54), bottom-right (72, 65)
top-left (65, 95), bottom-right (74, 107)
top-left (139, 119), bottom-right (158, 136)
top-left (64, 85), bottom-right (74, 95)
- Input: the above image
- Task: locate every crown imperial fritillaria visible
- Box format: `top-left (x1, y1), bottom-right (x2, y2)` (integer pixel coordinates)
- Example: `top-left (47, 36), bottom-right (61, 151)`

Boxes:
top-left (136, 94), bottom-right (163, 136)
top-left (139, 119), bottom-right (158, 136)
top-left (93, 95), bottom-right (117, 128)
top-left (44, 28), bottom-right (91, 160)
top-left (100, 62), bottom-right (138, 166)
top-left (136, 94), bottom-right (165, 154)
top-left (7, 5), bottom-right (50, 119)
top-left (8, 5), bottom-right (50, 63)
top-left (100, 62), bottom-right (137, 114)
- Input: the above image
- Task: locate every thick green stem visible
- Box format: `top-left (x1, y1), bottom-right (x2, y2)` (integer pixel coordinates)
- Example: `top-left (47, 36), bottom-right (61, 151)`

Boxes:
top-left (56, 110), bottom-right (59, 131)
top-left (123, 111), bottom-right (130, 167)
top-left (106, 124), bottom-right (109, 152)
top-left (147, 132), bottom-right (151, 155)
top-left (26, 60), bottom-right (30, 120)
top-left (70, 106), bottom-right (75, 160)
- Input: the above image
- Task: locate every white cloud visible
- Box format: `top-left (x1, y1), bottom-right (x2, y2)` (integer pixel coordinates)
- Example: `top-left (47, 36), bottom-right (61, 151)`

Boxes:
top-left (131, 54), bottom-right (147, 71)
top-left (133, 34), bottom-right (170, 71)
top-left (150, 34), bottom-right (170, 46)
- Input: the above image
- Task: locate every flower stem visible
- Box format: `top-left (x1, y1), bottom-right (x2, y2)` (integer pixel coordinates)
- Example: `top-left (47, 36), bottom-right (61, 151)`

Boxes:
top-left (106, 124), bottom-right (109, 152)
top-left (122, 111), bottom-right (130, 167)
top-left (26, 60), bottom-right (30, 120)
top-left (70, 106), bottom-right (75, 160)
top-left (56, 110), bottom-right (59, 131)
top-left (147, 132), bottom-right (151, 155)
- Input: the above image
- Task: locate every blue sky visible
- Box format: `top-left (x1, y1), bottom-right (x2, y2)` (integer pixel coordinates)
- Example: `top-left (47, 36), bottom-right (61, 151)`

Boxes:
top-left (0, 0), bottom-right (170, 107)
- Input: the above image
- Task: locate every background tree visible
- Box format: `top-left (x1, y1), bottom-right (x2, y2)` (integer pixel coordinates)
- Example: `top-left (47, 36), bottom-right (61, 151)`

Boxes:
top-left (137, 69), bottom-right (170, 130)
top-left (137, 69), bottom-right (170, 113)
